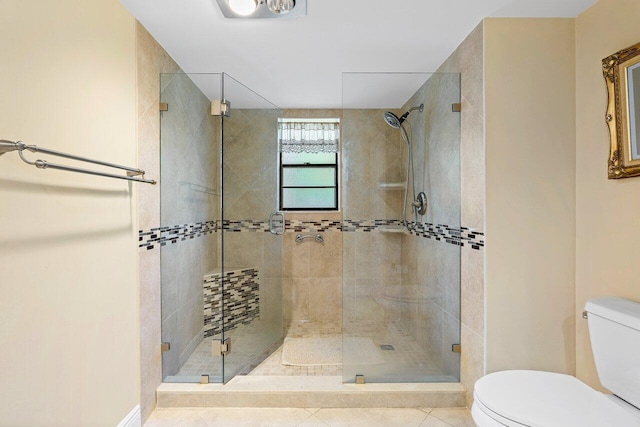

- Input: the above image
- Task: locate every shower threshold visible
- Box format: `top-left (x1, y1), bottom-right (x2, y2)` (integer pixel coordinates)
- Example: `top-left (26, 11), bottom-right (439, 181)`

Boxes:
top-left (157, 376), bottom-right (465, 408)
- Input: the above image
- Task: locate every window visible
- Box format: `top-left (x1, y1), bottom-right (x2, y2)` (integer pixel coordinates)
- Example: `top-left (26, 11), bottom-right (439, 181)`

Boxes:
top-left (278, 119), bottom-right (339, 211)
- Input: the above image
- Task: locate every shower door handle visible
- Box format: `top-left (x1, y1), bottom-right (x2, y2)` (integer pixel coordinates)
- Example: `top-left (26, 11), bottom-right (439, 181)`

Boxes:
top-left (269, 212), bottom-right (285, 235)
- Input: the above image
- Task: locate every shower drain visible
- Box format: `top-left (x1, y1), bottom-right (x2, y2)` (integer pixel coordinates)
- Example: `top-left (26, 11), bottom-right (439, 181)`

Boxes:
top-left (379, 344), bottom-right (395, 351)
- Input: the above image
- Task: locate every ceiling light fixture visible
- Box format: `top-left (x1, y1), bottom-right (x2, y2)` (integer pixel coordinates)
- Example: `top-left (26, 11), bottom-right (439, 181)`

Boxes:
top-left (216, 0), bottom-right (306, 19)
top-left (267, 0), bottom-right (295, 15)
top-left (228, 0), bottom-right (258, 16)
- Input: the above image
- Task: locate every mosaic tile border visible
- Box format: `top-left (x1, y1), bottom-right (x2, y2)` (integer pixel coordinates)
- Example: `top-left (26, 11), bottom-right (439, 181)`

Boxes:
top-left (408, 222), bottom-right (485, 250)
top-left (139, 219), bottom-right (484, 250)
top-left (204, 267), bottom-right (260, 337)
top-left (138, 220), bottom-right (216, 250)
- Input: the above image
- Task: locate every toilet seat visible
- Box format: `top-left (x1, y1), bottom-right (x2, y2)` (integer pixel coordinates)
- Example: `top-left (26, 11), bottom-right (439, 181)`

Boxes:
top-left (472, 370), bottom-right (640, 427)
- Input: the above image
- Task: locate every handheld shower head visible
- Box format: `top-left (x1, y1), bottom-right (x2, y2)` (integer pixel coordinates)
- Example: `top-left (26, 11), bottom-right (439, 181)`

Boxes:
top-left (383, 111), bottom-right (402, 129)
top-left (382, 104), bottom-right (424, 129)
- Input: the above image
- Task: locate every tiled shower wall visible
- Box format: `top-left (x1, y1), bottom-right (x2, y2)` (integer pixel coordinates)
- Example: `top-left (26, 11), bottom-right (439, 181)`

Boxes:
top-left (341, 109), bottom-right (406, 328)
top-left (221, 108), bottom-right (283, 330)
top-left (280, 110), bottom-right (343, 327)
top-left (438, 23), bottom-right (485, 405)
top-left (279, 109), bottom-right (406, 327)
top-left (136, 23), bottom-right (220, 422)
top-left (400, 73), bottom-right (462, 378)
top-left (136, 22), bottom-right (177, 422)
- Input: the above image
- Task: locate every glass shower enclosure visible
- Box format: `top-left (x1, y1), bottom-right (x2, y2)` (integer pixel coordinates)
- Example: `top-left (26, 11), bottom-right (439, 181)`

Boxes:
top-left (158, 70), bottom-right (461, 385)
top-left (159, 72), bottom-right (283, 383)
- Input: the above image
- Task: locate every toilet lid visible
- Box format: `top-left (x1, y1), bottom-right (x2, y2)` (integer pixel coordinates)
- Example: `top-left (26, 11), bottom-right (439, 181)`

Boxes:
top-left (474, 370), bottom-right (640, 427)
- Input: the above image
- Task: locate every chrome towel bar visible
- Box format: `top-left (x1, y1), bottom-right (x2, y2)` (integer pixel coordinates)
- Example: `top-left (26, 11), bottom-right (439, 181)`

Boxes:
top-left (0, 140), bottom-right (156, 184)
top-left (295, 233), bottom-right (324, 243)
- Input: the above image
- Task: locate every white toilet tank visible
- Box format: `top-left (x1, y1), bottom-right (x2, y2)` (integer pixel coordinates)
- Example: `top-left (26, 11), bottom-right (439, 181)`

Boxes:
top-left (585, 297), bottom-right (640, 409)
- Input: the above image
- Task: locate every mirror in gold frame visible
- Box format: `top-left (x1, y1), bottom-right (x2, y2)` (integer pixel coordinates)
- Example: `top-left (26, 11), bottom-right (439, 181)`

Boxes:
top-left (604, 41), bottom-right (640, 179)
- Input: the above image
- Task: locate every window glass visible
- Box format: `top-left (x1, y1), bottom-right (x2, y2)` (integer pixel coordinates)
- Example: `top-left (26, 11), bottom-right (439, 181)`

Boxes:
top-left (282, 167), bottom-right (336, 187)
top-left (282, 188), bottom-right (337, 209)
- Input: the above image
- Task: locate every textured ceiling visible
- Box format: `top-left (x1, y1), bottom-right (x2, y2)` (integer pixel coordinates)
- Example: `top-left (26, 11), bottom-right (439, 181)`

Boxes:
top-left (120, 0), bottom-right (596, 109)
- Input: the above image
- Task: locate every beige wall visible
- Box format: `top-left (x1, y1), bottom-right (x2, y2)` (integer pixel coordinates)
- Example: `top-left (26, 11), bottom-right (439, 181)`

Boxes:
top-left (575, 0), bottom-right (640, 390)
top-left (0, 1), bottom-right (139, 425)
top-left (484, 19), bottom-right (576, 375)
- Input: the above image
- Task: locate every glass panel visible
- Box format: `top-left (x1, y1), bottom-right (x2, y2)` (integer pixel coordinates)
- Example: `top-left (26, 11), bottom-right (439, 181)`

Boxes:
top-left (282, 188), bottom-right (336, 209)
top-left (159, 73), bottom-right (223, 383)
top-left (283, 167), bottom-right (336, 187)
top-left (221, 73), bottom-right (283, 383)
top-left (282, 152), bottom-right (336, 165)
top-left (342, 72), bottom-right (461, 383)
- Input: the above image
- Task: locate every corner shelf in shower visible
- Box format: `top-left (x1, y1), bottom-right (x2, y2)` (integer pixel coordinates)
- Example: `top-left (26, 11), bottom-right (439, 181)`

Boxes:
top-left (378, 225), bottom-right (410, 234)
top-left (377, 182), bottom-right (406, 190)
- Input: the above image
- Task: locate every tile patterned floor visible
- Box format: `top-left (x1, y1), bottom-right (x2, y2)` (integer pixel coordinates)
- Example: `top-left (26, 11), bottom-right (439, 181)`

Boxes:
top-left (144, 407), bottom-right (476, 427)
top-left (177, 319), bottom-right (450, 381)
top-left (176, 319), bottom-right (282, 379)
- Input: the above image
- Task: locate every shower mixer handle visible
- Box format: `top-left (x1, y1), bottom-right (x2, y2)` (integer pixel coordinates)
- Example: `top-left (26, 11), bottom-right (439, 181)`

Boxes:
top-left (412, 192), bottom-right (428, 216)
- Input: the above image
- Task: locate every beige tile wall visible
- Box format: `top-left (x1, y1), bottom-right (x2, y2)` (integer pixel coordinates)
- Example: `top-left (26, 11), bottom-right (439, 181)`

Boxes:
top-left (282, 212), bottom-right (343, 325)
top-left (158, 71), bottom-right (219, 379)
top-left (137, 22), bottom-right (221, 422)
top-left (436, 22), bottom-right (486, 405)
top-left (222, 108), bottom-right (284, 334)
top-left (399, 73), bottom-right (462, 378)
top-left (280, 110), bottom-right (344, 326)
top-left (341, 109), bottom-right (405, 330)
top-left (136, 22), bottom-right (180, 423)
top-left (278, 109), bottom-right (406, 328)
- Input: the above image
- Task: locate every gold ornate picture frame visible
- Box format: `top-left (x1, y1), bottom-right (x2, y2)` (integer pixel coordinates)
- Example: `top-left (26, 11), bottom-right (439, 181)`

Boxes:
top-left (603, 42), bottom-right (640, 179)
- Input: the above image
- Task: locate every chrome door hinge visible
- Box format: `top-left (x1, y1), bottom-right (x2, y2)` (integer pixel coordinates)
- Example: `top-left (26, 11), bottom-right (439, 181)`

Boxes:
top-left (211, 99), bottom-right (231, 117)
top-left (212, 338), bottom-right (231, 356)
top-left (582, 311), bottom-right (588, 319)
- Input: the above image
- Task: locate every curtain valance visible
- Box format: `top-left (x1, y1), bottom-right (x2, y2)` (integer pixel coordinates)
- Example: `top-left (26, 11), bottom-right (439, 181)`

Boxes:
top-left (278, 121), bottom-right (339, 153)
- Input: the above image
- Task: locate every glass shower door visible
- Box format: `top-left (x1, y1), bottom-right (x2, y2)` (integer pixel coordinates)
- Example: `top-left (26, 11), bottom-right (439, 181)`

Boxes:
top-left (220, 73), bottom-right (284, 382)
top-left (160, 72), bottom-right (224, 382)
top-left (341, 72), bottom-right (461, 383)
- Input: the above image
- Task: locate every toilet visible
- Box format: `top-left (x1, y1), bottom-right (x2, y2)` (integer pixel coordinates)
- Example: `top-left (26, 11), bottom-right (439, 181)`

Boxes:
top-left (472, 297), bottom-right (640, 426)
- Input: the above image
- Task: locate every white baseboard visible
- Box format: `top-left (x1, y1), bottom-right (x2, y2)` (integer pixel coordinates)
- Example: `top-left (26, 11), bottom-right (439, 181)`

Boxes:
top-left (117, 405), bottom-right (141, 427)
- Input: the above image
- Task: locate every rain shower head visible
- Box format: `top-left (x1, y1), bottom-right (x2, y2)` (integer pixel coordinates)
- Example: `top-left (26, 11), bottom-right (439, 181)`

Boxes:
top-left (382, 104), bottom-right (424, 129)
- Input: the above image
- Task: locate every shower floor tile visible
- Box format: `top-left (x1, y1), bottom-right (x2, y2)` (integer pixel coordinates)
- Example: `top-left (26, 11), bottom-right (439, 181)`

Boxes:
top-left (175, 318), bottom-right (281, 379)
top-left (174, 318), bottom-right (451, 381)
top-left (249, 320), bottom-right (444, 379)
